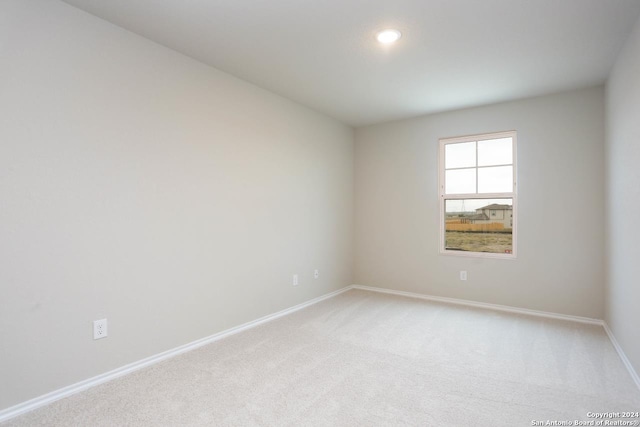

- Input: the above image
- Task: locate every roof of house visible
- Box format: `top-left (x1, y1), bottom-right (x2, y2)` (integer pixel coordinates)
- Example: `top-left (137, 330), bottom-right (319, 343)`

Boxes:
top-left (468, 213), bottom-right (490, 221)
top-left (478, 204), bottom-right (512, 210)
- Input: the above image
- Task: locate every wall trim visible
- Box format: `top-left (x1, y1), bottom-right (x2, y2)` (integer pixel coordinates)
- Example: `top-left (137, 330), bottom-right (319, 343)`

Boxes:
top-left (351, 284), bottom-right (640, 391)
top-left (3, 285), bottom-right (639, 422)
top-left (602, 322), bottom-right (640, 390)
top-left (0, 286), bottom-right (351, 423)
top-left (351, 284), bottom-right (603, 325)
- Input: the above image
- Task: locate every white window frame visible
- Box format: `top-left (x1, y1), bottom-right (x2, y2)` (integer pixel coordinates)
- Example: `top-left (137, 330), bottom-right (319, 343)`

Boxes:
top-left (438, 130), bottom-right (517, 259)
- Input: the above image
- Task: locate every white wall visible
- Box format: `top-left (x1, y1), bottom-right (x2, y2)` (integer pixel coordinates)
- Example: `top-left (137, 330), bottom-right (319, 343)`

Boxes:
top-left (605, 14), bottom-right (640, 377)
top-left (0, 0), bottom-right (354, 410)
top-left (355, 87), bottom-right (605, 318)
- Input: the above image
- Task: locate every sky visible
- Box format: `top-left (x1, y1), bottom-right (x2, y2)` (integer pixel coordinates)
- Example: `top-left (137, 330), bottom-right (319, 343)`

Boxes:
top-left (444, 137), bottom-right (514, 213)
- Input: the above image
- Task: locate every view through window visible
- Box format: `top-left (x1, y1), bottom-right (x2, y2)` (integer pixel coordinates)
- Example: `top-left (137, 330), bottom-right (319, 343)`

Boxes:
top-left (439, 131), bottom-right (517, 257)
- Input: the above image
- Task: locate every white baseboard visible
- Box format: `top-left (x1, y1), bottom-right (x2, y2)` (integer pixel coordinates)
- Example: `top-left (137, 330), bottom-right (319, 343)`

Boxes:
top-left (351, 284), bottom-right (640, 392)
top-left (350, 284), bottom-right (603, 325)
top-left (602, 322), bottom-right (640, 390)
top-left (0, 286), bottom-right (351, 423)
top-left (3, 284), bottom-right (639, 422)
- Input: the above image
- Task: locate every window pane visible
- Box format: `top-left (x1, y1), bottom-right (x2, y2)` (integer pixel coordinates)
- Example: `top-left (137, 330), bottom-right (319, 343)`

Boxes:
top-left (478, 166), bottom-right (512, 193)
top-left (445, 141), bottom-right (476, 169)
top-left (444, 198), bottom-right (513, 254)
top-left (445, 168), bottom-right (476, 194)
top-left (477, 137), bottom-right (512, 166)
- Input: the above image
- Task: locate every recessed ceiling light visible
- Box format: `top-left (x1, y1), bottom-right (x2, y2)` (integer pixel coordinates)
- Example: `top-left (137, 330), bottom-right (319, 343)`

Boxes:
top-left (376, 29), bottom-right (402, 44)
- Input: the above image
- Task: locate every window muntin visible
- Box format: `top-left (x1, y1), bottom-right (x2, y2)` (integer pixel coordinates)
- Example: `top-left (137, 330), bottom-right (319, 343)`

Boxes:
top-left (439, 131), bottom-right (517, 258)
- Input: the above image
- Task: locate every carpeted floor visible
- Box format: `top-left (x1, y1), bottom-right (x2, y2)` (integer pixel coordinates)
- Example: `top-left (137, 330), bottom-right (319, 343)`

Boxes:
top-left (4, 289), bottom-right (640, 426)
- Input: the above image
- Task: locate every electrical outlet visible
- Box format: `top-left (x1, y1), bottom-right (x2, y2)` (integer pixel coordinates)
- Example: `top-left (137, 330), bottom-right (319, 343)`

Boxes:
top-left (93, 318), bottom-right (108, 340)
top-left (314, 269), bottom-right (319, 279)
top-left (460, 271), bottom-right (467, 281)
top-left (293, 274), bottom-right (299, 286)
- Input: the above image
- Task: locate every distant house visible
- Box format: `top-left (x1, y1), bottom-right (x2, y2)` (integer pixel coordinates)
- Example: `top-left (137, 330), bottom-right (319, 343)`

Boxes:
top-left (468, 204), bottom-right (513, 229)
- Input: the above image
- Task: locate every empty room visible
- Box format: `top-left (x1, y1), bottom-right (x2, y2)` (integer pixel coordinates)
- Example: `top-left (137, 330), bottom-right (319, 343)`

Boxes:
top-left (1, 0), bottom-right (640, 425)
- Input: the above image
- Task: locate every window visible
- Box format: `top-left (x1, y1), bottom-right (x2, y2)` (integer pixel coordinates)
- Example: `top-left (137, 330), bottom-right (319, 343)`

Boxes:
top-left (439, 131), bottom-right (517, 258)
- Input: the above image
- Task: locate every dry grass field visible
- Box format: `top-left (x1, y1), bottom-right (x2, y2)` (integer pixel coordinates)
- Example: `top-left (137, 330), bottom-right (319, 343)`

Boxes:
top-left (445, 231), bottom-right (512, 254)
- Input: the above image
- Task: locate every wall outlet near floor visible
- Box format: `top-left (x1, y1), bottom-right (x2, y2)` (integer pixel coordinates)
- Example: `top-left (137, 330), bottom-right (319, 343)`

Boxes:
top-left (460, 271), bottom-right (468, 281)
top-left (293, 274), bottom-right (299, 286)
top-left (93, 318), bottom-right (108, 340)
top-left (314, 269), bottom-right (319, 279)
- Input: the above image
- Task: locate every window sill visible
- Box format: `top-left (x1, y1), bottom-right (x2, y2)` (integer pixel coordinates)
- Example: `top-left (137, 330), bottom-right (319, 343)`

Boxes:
top-left (439, 249), bottom-right (517, 260)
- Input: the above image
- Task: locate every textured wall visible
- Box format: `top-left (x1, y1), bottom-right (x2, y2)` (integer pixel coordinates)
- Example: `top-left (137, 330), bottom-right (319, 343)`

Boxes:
top-left (0, 0), bottom-right (354, 410)
top-left (605, 14), bottom-right (640, 379)
top-left (355, 87), bottom-right (605, 319)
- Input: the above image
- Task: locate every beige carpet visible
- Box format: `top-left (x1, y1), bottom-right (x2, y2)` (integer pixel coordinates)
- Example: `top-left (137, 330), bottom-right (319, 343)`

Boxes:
top-left (4, 289), bottom-right (640, 426)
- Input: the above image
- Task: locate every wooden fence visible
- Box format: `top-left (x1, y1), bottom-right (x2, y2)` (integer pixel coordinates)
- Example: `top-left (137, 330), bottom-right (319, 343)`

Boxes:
top-left (445, 220), bottom-right (506, 232)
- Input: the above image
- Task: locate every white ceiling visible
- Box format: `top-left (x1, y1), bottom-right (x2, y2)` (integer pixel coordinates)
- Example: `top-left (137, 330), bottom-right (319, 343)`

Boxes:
top-left (62, 0), bottom-right (640, 127)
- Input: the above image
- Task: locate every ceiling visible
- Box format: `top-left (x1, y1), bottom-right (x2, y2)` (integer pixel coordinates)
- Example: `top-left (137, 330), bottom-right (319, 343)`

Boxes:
top-left (61, 0), bottom-right (640, 127)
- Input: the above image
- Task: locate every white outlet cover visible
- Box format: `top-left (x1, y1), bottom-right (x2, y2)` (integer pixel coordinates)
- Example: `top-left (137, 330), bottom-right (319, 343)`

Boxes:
top-left (314, 269), bottom-right (319, 279)
top-left (460, 271), bottom-right (468, 281)
top-left (93, 318), bottom-right (108, 340)
top-left (293, 274), bottom-right (299, 286)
